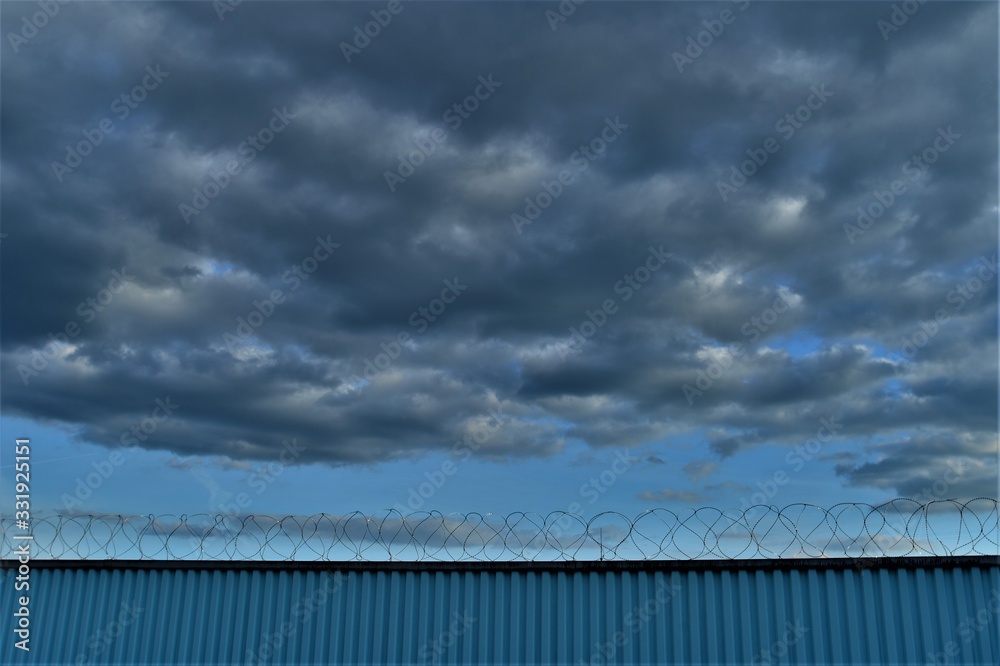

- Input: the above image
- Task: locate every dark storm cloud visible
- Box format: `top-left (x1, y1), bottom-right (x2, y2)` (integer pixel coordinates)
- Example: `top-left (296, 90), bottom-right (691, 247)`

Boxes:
top-left (2, 2), bottom-right (995, 500)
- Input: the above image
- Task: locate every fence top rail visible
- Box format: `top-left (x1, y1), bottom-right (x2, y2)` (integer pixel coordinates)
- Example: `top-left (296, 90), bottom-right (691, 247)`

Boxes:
top-left (3, 555), bottom-right (998, 573)
top-left (3, 498), bottom-right (997, 562)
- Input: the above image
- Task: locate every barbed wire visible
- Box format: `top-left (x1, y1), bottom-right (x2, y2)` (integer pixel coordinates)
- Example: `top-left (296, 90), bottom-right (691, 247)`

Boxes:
top-left (2, 499), bottom-right (996, 562)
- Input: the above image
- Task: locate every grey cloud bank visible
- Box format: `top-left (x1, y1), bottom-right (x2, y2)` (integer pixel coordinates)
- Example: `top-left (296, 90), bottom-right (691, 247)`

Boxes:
top-left (1, 1), bottom-right (995, 506)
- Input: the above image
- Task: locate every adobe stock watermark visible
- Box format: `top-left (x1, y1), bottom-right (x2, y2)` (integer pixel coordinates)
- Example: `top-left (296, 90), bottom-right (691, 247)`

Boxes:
top-left (544, 0), bottom-right (587, 31)
top-left (222, 236), bottom-right (340, 353)
top-left (7, 0), bottom-right (71, 54)
top-left (351, 278), bottom-right (468, 383)
top-left (579, 578), bottom-right (681, 666)
top-left (580, 450), bottom-right (638, 504)
top-left (245, 571), bottom-right (345, 666)
top-left (418, 611), bottom-right (476, 664)
top-left (908, 460), bottom-right (970, 505)
top-left (190, 438), bottom-right (307, 543)
top-left (18, 268), bottom-right (134, 385)
top-left (890, 254), bottom-right (996, 365)
top-left (750, 620), bottom-right (809, 665)
top-left (843, 126), bottom-right (959, 243)
top-left (214, 0), bottom-right (243, 21)
top-left (511, 116), bottom-right (628, 234)
top-left (545, 450), bottom-right (639, 547)
top-left (384, 74), bottom-right (501, 191)
top-left (716, 84), bottom-right (833, 201)
top-left (682, 289), bottom-right (795, 405)
top-left (392, 406), bottom-right (505, 512)
top-left (72, 600), bottom-right (144, 665)
top-left (736, 416), bottom-right (843, 512)
top-left (51, 65), bottom-right (169, 182)
top-left (60, 397), bottom-right (180, 510)
top-left (672, 0), bottom-right (751, 73)
top-left (339, 0), bottom-right (406, 63)
top-left (11, 437), bottom-right (31, 653)
top-left (179, 106), bottom-right (296, 224)
top-left (849, 460), bottom-right (975, 566)
top-left (924, 589), bottom-right (1000, 666)
top-left (878, 0), bottom-right (928, 42)
top-left (558, 245), bottom-right (671, 361)
top-left (177, 439), bottom-right (307, 556)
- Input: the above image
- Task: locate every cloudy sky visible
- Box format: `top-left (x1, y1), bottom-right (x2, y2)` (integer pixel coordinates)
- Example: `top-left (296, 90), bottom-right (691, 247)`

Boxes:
top-left (1, 1), bottom-right (996, 526)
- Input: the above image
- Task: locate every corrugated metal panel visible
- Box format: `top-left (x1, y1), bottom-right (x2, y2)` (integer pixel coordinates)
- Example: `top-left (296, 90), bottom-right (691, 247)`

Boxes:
top-left (2, 561), bottom-right (998, 664)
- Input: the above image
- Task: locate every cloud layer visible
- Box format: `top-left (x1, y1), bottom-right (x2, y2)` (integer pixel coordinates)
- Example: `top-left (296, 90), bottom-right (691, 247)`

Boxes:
top-left (2, 1), bottom-right (996, 503)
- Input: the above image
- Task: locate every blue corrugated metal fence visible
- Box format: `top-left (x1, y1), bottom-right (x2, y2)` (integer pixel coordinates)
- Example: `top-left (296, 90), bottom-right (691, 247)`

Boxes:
top-left (1, 557), bottom-right (997, 665)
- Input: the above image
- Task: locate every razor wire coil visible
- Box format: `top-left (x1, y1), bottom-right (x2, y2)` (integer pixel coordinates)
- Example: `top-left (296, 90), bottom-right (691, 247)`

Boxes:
top-left (2, 498), bottom-right (996, 562)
